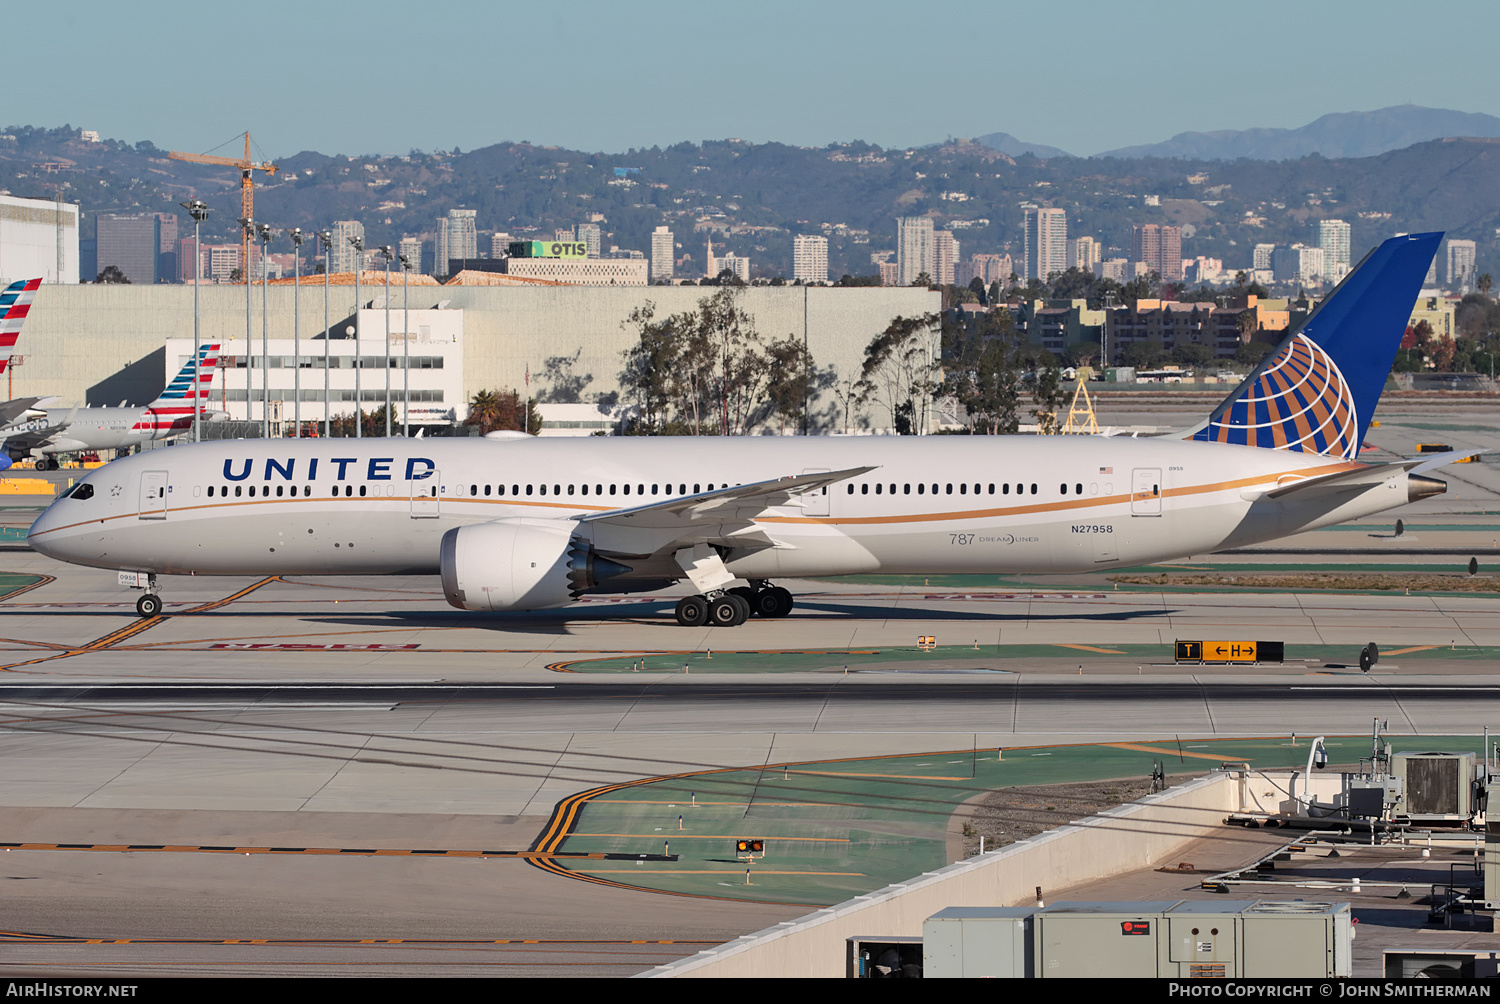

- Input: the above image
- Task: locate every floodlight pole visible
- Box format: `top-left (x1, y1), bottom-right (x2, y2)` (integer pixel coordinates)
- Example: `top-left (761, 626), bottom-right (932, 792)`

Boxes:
top-left (289, 228), bottom-right (304, 437)
top-left (238, 217), bottom-right (255, 429)
top-left (257, 222), bottom-right (273, 438)
top-left (318, 231), bottom-right (332, 438)
top-left (182, 199), bottom-right (209, 442)
top-left (400, 253), bottom-right (412, 437)
top-left (350, 235), bottom-right (364, 438)
top-left (380, 246), bottom-right (393, 437)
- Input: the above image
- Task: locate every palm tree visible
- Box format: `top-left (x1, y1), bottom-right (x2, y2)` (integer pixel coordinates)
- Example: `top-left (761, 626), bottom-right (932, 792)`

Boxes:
top-left (467, 390), bottom-right (504, 433)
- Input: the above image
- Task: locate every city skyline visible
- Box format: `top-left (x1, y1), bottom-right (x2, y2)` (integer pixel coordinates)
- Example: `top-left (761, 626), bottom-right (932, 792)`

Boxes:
top-left (11, 1), bottom-right (1498, 161)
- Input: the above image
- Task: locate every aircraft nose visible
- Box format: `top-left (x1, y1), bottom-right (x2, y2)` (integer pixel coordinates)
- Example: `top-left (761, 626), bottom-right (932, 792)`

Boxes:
top-left (27, 505), bottom-right (63, 558)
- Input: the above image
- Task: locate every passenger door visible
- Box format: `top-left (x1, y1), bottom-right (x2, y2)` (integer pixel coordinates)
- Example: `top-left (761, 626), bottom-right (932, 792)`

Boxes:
top-left (410, 469), bottom-right (440, 519)
top-left (138, 470), bottom-right (168, 520)
top-left (1130, 468), bottom-right (1162, 516)
top-left (799, 468), bottom-right (831, 517)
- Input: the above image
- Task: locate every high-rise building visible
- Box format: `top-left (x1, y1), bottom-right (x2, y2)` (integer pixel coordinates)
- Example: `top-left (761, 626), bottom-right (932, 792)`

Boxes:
top-left (1022, 206), bottom-right (1066, 280)
top-left (330, 220), bottom-right (365, 274)
top-left (1067, 236), bottom-right (1101, 271)
top-left (1272, 244), bottom-right (1324, 285)
top-left (718, 253), bottom-right (751, 283)
top-left (1447, 238), bottom-right (1477, 291)
top-left (955, 253), bottom-right (1014, 288)
top-left (1131, 224), bottom-right (1183, 281)
top-left (576, 223), bottom-right (602, 259)
top-left (434, 209), bottom-right (478, 274)
top-left (95, 212), bottom-right (160, 284)
top-left (205, 244), bottom-right (242, 283)
top-left (650, 226), bottom-right (675, 281)
top-left (792, 235), bottom-right (829, 284)
top-left (896, 216), bottom-right (935, 286)
top-left (932, 230), bottom-right (959, 286)
top-left (399, 236), bottom-right (424, 275)
top-left (489, 232), bottom-right (513, 259)
top-left (155, 213), bottom-right (178, 284)
top-left (1317, 220), bottom-right (1352, 284)
top-left (178, 237), bottom-right (200, 282)
top-left (1253, 244), bottom-right (1276, 271)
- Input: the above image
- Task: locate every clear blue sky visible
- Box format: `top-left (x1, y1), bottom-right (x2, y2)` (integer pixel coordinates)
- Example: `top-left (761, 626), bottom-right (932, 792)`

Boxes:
top-left (19, 0), bottom-right (1495, 158)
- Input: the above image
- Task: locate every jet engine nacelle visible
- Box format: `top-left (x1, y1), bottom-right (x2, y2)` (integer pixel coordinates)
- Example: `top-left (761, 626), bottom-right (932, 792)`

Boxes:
top-left (439, 518), bottom-right (631, 612)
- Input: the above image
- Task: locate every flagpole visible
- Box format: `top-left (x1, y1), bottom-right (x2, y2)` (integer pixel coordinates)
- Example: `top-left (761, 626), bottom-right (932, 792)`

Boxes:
top-left (524, 363), bottom-right (530, 434)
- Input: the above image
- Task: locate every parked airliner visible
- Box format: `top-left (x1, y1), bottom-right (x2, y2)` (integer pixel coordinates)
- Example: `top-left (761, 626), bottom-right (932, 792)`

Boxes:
top-left (29, 234), bottom-right (1464, 624)
top-left (3, 343), bottom-right (224, 471)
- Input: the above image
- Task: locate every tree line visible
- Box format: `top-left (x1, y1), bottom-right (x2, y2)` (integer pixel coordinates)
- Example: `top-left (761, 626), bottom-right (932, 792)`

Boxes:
top-left (617, 288), bottom-right (815, 435)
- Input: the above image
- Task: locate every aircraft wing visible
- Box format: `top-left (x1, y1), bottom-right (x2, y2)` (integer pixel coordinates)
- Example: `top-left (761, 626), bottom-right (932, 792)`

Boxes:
top-left (575, 466), bottom-right (874, 531)
top-left (0, 421), bottom-right (68, 455)
top-left (0, 397), bottom-right (46, 428)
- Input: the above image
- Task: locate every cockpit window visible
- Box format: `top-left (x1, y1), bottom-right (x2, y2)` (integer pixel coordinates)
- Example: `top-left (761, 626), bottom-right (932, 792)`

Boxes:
top-left (69, 484), bottom-right (95, 501)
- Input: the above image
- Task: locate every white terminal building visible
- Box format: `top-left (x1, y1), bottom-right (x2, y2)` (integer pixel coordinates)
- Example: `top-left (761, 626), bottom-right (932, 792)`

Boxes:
top-left (0, 194), bottom-right (80, 285)
top-left (167, 307), bottom-right (464, 429)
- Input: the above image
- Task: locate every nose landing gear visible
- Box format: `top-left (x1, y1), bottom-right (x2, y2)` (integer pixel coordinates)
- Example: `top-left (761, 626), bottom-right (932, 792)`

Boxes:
top-left (119, 571), bottom-right (162, 619)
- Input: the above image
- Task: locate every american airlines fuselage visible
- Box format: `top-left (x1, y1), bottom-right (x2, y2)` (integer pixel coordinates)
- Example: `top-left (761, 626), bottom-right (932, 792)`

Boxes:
top-left (28, 435), bottom-right (1433, 593)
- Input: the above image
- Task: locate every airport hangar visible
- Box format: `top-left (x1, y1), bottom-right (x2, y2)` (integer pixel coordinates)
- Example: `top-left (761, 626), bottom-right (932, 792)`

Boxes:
top-left (9, 282), bottom-right (938, 429)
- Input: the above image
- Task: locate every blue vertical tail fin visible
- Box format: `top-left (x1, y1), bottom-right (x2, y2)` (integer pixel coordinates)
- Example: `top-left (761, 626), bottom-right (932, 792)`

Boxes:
top-left (1184, 232), bottom-right (1441, 458)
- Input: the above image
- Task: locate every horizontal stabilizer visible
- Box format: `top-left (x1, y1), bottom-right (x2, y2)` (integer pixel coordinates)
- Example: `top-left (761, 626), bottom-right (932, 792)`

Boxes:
top-left (1409, 450), bottom-right (1485, 474)
top-left (1260, 463), bottom-right (1407, 500)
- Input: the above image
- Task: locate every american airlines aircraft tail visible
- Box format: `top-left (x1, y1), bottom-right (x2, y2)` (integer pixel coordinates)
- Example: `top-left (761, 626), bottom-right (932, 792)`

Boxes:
top-left (0, 277), bottom-right (41, 379)
top-left (29, 233), bottom-right (1464, 624)
top-left (4, 343), bottom-right (223, 470)
top-left (137, 342), bottom-right (223, 436)
top-left (0, 278), bottom-right (44, 472)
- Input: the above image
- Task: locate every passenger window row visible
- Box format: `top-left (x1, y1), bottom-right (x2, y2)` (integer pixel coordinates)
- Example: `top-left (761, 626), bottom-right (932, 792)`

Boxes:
top-left (847, 482), bottom-right (1041, 496)
top-left (465, 483), bottom-right (718, 498)
top-left (206, 484), bottom-right (313, 498)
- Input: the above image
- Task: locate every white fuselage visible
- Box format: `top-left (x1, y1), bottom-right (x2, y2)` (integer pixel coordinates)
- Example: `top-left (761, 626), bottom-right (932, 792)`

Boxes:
top-left (3, 405), bottom-right (193, 457)
top-left (28, 435), bottom-right (1418, 597)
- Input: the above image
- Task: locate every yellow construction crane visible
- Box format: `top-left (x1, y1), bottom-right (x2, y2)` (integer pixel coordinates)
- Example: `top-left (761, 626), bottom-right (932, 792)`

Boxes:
top-left (168, 133), bottom-right (277, 280)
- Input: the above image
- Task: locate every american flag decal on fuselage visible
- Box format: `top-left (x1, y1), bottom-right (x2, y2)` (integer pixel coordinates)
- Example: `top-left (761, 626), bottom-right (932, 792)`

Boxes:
top-left (1189, 332), bottom-right (1358, 459)
top-left (0, 278), bottom-right (42, 376)
top-left (132, 343), bottom-right (220, 436)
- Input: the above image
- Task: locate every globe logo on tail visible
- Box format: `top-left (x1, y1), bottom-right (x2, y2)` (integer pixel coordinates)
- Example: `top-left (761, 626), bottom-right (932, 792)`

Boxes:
top-left (1194, 332), bottom-right (1358, 459)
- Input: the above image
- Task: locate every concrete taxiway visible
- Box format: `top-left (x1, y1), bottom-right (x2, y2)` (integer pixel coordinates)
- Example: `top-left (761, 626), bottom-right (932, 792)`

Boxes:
top-left (0, 414), bottom-right (1495, 976)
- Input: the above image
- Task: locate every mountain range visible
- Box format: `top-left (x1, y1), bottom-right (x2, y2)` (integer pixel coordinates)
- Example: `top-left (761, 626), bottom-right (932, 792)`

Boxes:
top-left (6, 111), bottom-right (1500, 281)
top-left (973, 105), bottom-right (1500, 161)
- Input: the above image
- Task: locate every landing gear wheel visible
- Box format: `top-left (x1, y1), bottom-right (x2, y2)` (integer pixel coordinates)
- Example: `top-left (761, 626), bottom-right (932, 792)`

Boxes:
top-left (754, 586), bottom-right (794, 618)
top-left (34, 457), bottom-right (53, 472)
top-left (674, 595), bottom-right (708, 627)
top-left (135, 593), bottom-right (162, 618)
top-left (709, 593), bottom-right (749, 627)
top-left (728, 586), bottom-right (756, 610)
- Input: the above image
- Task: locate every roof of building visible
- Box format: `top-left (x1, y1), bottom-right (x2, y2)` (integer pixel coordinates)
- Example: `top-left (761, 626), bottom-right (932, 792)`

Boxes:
top-left (442, 270), bottom-right (569, 287)
top-left (267, 271), bottom-right (439, 287)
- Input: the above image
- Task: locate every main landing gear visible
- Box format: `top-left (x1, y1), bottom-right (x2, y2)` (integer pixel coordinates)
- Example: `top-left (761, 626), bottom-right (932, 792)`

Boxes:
top-left (673, 582), bottom-right (794, 627)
